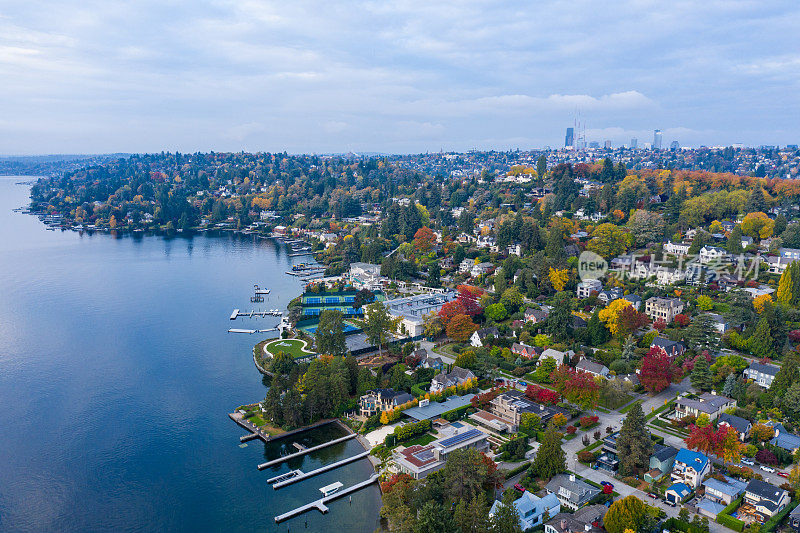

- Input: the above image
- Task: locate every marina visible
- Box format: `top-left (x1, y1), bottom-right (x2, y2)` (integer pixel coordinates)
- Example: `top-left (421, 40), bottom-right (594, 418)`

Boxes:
top-left (257, 434), bottom-right (358, 470)
top-left (273, 474), bottom-right (380, 523)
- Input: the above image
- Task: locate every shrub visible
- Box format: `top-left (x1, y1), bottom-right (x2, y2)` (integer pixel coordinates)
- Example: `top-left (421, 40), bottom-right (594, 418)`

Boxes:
top-left (578, 450), bottom-right (597, 463)
top-left (566, 425), bottom-right (577, 435)
top-left (579, 415), bottom-right (599, 428)
top-left (755, 449), bottom-right (778, 465)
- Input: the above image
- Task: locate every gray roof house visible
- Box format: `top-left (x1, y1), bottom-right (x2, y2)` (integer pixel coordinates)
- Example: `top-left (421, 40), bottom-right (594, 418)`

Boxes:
top-left (576, 359), bottom-right (609, 378)
top-left (644, 445), bottom-right (679, 483)
top-left (545, 474), bottom-right (600, 511)
top-left (769, 423), bottom-right (800, 454)
top-left (675, 393), bottom-right (736, 421)
top-left (544, 504), bottom-right (606, 533)
top-left (718, 413), bottom-right (752, 441)
top-left (744, 362), bottom-right (780, 389)
top-left (430, 366), bottom-right (475, 393)
top-left (743, 479), bottom-right (790, 521)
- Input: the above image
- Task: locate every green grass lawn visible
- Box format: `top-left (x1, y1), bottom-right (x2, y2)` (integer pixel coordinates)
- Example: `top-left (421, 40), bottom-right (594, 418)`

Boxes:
top-left (264, 338), bottom-right (316, 359)
top-left (619, 399), bottom-right (643, 414)
top-left (400, 433), bottom-right (437, 447)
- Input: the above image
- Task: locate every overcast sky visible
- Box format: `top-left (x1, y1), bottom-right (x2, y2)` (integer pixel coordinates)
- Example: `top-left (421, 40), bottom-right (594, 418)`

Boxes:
top-left (0, 0), bottom-right (798, 154)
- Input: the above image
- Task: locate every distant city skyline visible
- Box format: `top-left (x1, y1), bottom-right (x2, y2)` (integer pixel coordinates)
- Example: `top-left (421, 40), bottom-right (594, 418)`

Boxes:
top-left (0, 1), bottom-right (798, 154)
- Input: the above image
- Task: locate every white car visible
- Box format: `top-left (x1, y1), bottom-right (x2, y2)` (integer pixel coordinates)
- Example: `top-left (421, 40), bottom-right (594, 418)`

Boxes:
top-left (742, 459), bottom-right (755, 466)
top-left (760, 465), bottom-right (776, 473)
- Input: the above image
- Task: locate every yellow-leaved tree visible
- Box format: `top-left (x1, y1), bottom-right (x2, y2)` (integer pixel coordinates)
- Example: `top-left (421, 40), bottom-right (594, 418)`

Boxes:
top-left (549, 267), bottom-right (570, 292)
top-left (753, 293), bottom-right (772, 313)
top-left (598, 299), bottom-right (633, 336)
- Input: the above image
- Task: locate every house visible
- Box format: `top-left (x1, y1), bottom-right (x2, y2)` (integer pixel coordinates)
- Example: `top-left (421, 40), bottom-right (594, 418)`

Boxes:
top-left (644, 445), bottom-right (679, 483)
top-left (744, 362), bottom-right (780, 389)
top-left (699, 245), bottom-right (727, 264)
top-left (701, 475), bottom-right (747, 508)
top-left (742, 479), bottom-right (790, 522)
top-left (675, 393), bottom-right (737, 422)
top-left (470, 262), bottom-right (493, 278)
top-left (670, 448), bottom-right (711, 489)
top-left (575, 359), bottom-right (609, 378)
top-left (382, 291), bottom-right (457, 337)
top-left (656, 267), bottom-right (686, 286)
top-left (429, 366), bottom-right (475, 393)
top-left (741, 236), bottom-right (754, 248)
top-left (596, 431), bottom-right (621, 472)
top-left (539, 348), bottom-right (569, 366)
top-left (622, 294), bottom-right (642, 310)
top-left (718, 413), bottom-right (752, 441)
top-left (511, 343), bottom-right (539, 359)
top-left (576, 279), bottom-right (603, 299)
top-left (650, 337), bottom-right (687, 358)
top-left (780, 248), bottom-right (800, 261)
top-left (392, 427), bottom-right (489, 479)
top-left (459, 259), bottom-right (475, 273)
top-left (598, 288), bottom-right (623, 305)
top-left (416, 350), bottom-right (444, 372)
top-left (545, 474), bottom-right (600, 511)
top-left (490, 492), bottom-right (561, 531)
top-left (487, 390), bottom-right (567, 432)
top-left (645, 297), bottom-right (686, 323)
top-left (544, 504), bottom-right (607, 533)
top-left (766, 255), bottom-right (795, 274)
top-left (348, 262), bottom-right (384, 291)
top-left (665, 482), bottom-right (692, 505)
top-left (768, 423), bottom-right (800, 454)
top-left (470, 326), bottom-right (499, 347)
top-left (359, 388), bottom-right (414, 417)
top-left (525, 308), bottom-right (549, 323)
top-left (664, 241), bottom-right (692, 255)
top-left (707, 313), bottom-right (730, 334)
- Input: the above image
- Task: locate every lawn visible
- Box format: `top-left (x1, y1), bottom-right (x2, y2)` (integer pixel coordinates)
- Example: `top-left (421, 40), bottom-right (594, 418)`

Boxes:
top-left (619, 399), bottom-right (643, 414)
top-left (264, 338), bottom-right (316, 360)
top-left (400, 433), bottom-right (437, 447)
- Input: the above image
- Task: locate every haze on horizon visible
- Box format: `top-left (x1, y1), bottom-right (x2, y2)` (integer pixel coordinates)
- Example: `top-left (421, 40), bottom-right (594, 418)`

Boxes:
top-left (1, 0), bottom-right (798, 155)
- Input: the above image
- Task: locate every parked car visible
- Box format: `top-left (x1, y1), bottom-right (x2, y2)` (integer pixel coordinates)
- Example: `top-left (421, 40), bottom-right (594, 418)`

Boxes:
top-left (647, 492), bottom-right (658, 499)
top-left (742, 459), bottom-right (755, 466)
top-left (778, 472), bottom-right (789, 479)
top-left (514, 483), bottom-right (526, 492)
top-left (600, 481), bottom-right (614, 489)
top-left (761, 465), bottom-right (776, 473)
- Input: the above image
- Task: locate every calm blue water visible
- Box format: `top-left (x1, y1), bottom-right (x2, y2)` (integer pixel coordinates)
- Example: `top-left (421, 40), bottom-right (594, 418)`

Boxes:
top-left (0, 178), bottom-right (381, 532)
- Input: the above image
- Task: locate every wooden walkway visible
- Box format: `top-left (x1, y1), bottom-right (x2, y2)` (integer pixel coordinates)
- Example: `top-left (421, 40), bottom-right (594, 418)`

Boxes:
top-left (273, 474), bottom-right (380, 523)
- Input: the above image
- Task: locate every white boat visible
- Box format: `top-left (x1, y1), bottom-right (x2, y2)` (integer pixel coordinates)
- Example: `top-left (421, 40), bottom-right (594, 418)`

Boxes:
top-left (319, 481), bottom-right (343, 497)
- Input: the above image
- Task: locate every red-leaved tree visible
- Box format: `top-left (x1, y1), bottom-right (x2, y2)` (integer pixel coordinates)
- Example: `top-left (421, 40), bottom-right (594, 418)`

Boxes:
top-left (640, 347), bottom-right (679, 393)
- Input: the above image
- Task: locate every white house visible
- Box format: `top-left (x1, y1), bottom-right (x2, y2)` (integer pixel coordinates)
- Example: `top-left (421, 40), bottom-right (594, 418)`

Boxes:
top-left (576, 279), bottom-right (602, 299)
top-left (490, 492), bottom-right (561, 531)
top-left (699, 245), bottom-right (727, 264)
top-left (744, 362), bottom-right (780, 389)
top-left (664, 241), bottom-right (691, 255)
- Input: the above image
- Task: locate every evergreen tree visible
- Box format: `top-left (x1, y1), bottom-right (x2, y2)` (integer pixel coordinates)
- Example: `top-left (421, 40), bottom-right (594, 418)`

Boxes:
top-left (690, 355), bottom-right (713, 391)
top-left (533, 422), bottom-right (566, 480)
top-left (621, 335), bottom-right (637, 362)
top-left (489, 490), bottom-right (524, 533)
top-left (415, 501), bottom-right (456, 533)
top-left (777, 262), bottom-right (800, 307)
top-left (685, 313), bottom-right (720, 353)
top-left (749, 317), bottom-right (776, 359)
top-left (536, 155), bottom-right (547, 184)
top-left (546, 292), bottom-right (573, 342)
top-left (263, 385), bottom-right (283, 426)
top-left (616, 403), bottom-right (652, 476)
top-left (722, 373), bottom-right (737, 397)
top-left (727, 225), bottom-right (744, 254)
top-left (587, 309), bottom-right (608, 346)
top-left (315, 309), bottom-right (347, 356)
top-left (282, 388), bottom-right (304, 427)
top-left (746, 183), bottom-right (768, 213)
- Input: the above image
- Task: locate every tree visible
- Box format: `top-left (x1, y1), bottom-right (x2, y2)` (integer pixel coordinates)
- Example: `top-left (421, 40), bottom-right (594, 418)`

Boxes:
top-left (500, 287), bottom-right (524, 314)
top-left (454, 349), bottom-right (477, 369)
top-left (740, 211), bottom-right (774, 240)
top-left (484, 303), bottom-right (508, 322)
top-left (616, 403), bottom-right (652, 476)
top-left (315, 309), bottom-right (347, 356)
top-left (536, 154), bottom-right (547, 182)
top-left (748, 317), bottom-right (775, 359)
top-left (718, 426), bottom-right (744, 466)
top-left (696, 295), bottom-right (714, 311)
top-left (777, 261), bottom-right (800, 307)
top-left (690, 353), bottom-right (714, 391)
top-left (415, 501), bottom-right (456, 533)
top-left (412, 226), bottom-right (436, 253)
top-left (639, 347), bottom-right (677, 393)
top-left (604, 496), bottom-right (650, 533)
top-left (588, 309), bottom-right (609, 346)
top-left (546, 292), bottom-right (573, 342)
top-left (532, 422), bottom-right (566, 480)
top-left (365, 302), bottom-right (399, 358)
top-left (422, 311), bottom-right (443, 339)
top-left (685, 424), bottom-right (724, 457)
top-left (549, 267), bottom-right (569, 292)
top-left (627, 210), bottom-right (665, 247)
top-left (599, 299), bottom-right (635, 337)
top-left (489, 490), bottom-right (524, 533)
top-left (587, 223), bottom-right (630, 259)
top-left (722, 373), bottom-right (737, 397)
top-left (685, 313), bottom-right (720, 353)
top-left (447, 314), bottom-right (479, 343)
top-left (621, 335), bottom-right (637, 362)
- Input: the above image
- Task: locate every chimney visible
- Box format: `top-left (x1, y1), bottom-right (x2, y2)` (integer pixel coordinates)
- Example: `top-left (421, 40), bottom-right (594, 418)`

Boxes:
top-left (570, 474), bottom-right (576, 482)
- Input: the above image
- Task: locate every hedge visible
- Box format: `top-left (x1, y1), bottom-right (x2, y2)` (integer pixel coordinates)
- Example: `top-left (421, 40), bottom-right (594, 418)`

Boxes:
top-left (441, 404), bottom-right (472, 422)
top-left (504, 461), bottom-right (531, 478)
top-left (716, 497), bottom-right (744, 532)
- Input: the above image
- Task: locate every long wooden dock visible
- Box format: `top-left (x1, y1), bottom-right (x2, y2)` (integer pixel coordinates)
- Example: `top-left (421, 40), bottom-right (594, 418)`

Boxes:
top-left (257, 434), bottom-right (357, 470)
top-left (272, 451), bottom-right (371, 489)
top-left (273, 474), bottom-right (380, 523)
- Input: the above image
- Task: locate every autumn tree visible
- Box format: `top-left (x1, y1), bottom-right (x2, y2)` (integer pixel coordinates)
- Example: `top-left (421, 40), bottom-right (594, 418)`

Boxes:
top-left (587, 223), bottom-right (631, 259)
top-left (412, 226), bottom-right (436, 253)
top-left (639, 347), bottom-right (678, 393)
top-left (740, 212), bottom-right (774, 240)
top-left (447, 314), bottom-right (479, 343)
top-left (604, 496), bottom-right (651, 533)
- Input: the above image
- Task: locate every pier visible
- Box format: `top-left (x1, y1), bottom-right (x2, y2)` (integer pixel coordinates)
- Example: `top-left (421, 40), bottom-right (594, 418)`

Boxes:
top-left (240, 433), bottom-right (261, 443)
top-left (271, 451), bottom-right (370, 489)
top-left (273, 474), bottom-right (380, 523)
top-left (257, 434), bottom-right (357, 470)
top-left (229, 309), bottom-right (283, 320)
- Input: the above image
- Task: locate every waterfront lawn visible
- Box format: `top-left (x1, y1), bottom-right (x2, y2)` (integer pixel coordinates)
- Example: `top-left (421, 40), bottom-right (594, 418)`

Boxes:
top-left (264, 338), bottom-right (316, 360)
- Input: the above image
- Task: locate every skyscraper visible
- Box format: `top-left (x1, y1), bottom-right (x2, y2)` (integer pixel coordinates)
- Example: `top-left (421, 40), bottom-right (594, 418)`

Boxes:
top-left (565, 127), bottom-right (574, 148)
top-left (670, 140), bottom-right (680, 150)
top-left (630, 138), bottom-right (638, 150)
top-left (653, 129), bottom-right (663, 150)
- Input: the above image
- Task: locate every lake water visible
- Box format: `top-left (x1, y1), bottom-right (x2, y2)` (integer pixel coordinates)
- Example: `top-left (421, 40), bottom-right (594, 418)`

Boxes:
top-left (0, 177), bottom-right (381, 532)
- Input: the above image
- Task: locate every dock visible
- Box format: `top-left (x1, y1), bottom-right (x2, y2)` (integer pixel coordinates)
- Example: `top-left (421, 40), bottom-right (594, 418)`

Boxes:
top-left (240, 433), bottom-right (261, 443)
top-left (230, 309), bottom-right (239, 320)
top-left (273, 474), bottom-right (380, 523)
top-left (267, 469), bottom-right (303, 484)
top-left (272, 451), bottom-right (370, 489)
top-left (288, 251), bottom-right (314, 257)
top-left (229, 309), bottom-right (283, 320)
top-left (228, 328), bottom-right (278, 334)
top-left (257, 434), bottom-right (357, 470)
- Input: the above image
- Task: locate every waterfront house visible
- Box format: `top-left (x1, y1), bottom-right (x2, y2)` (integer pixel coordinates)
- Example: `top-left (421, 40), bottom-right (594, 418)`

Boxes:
top-left (675, 393), bottom-right (736, 422)
top-left (741, 479), bottom-right (789, 522)
top-left (487, 390), bottom-right (566, 432)
top-left (347, 262), bottom-right (385, 291)
top-left (744, 362), bottom-right (780, 389)
top-left (671, 449), bottom-right (710, 489)
top-left (490, 492), bottom-right (561, 531)
top-left (392, 427), bottom-right (489, 479)
top-left (644, 445), bottom-right (678, 483)
top-left (429, 366), bottom-right (475, 393)
top-left (718, 413), bottom-right (752, 441)
top-left (545, 474), bottom-right (600, 511)
top-left (544, 504), bottom-right (606, 533)
top-left (359, 388), bottom-right (414, 417)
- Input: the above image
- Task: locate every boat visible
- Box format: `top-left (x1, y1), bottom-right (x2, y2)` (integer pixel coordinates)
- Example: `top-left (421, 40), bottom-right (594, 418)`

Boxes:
top-left (319, 481), bottom-right (343, 497)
